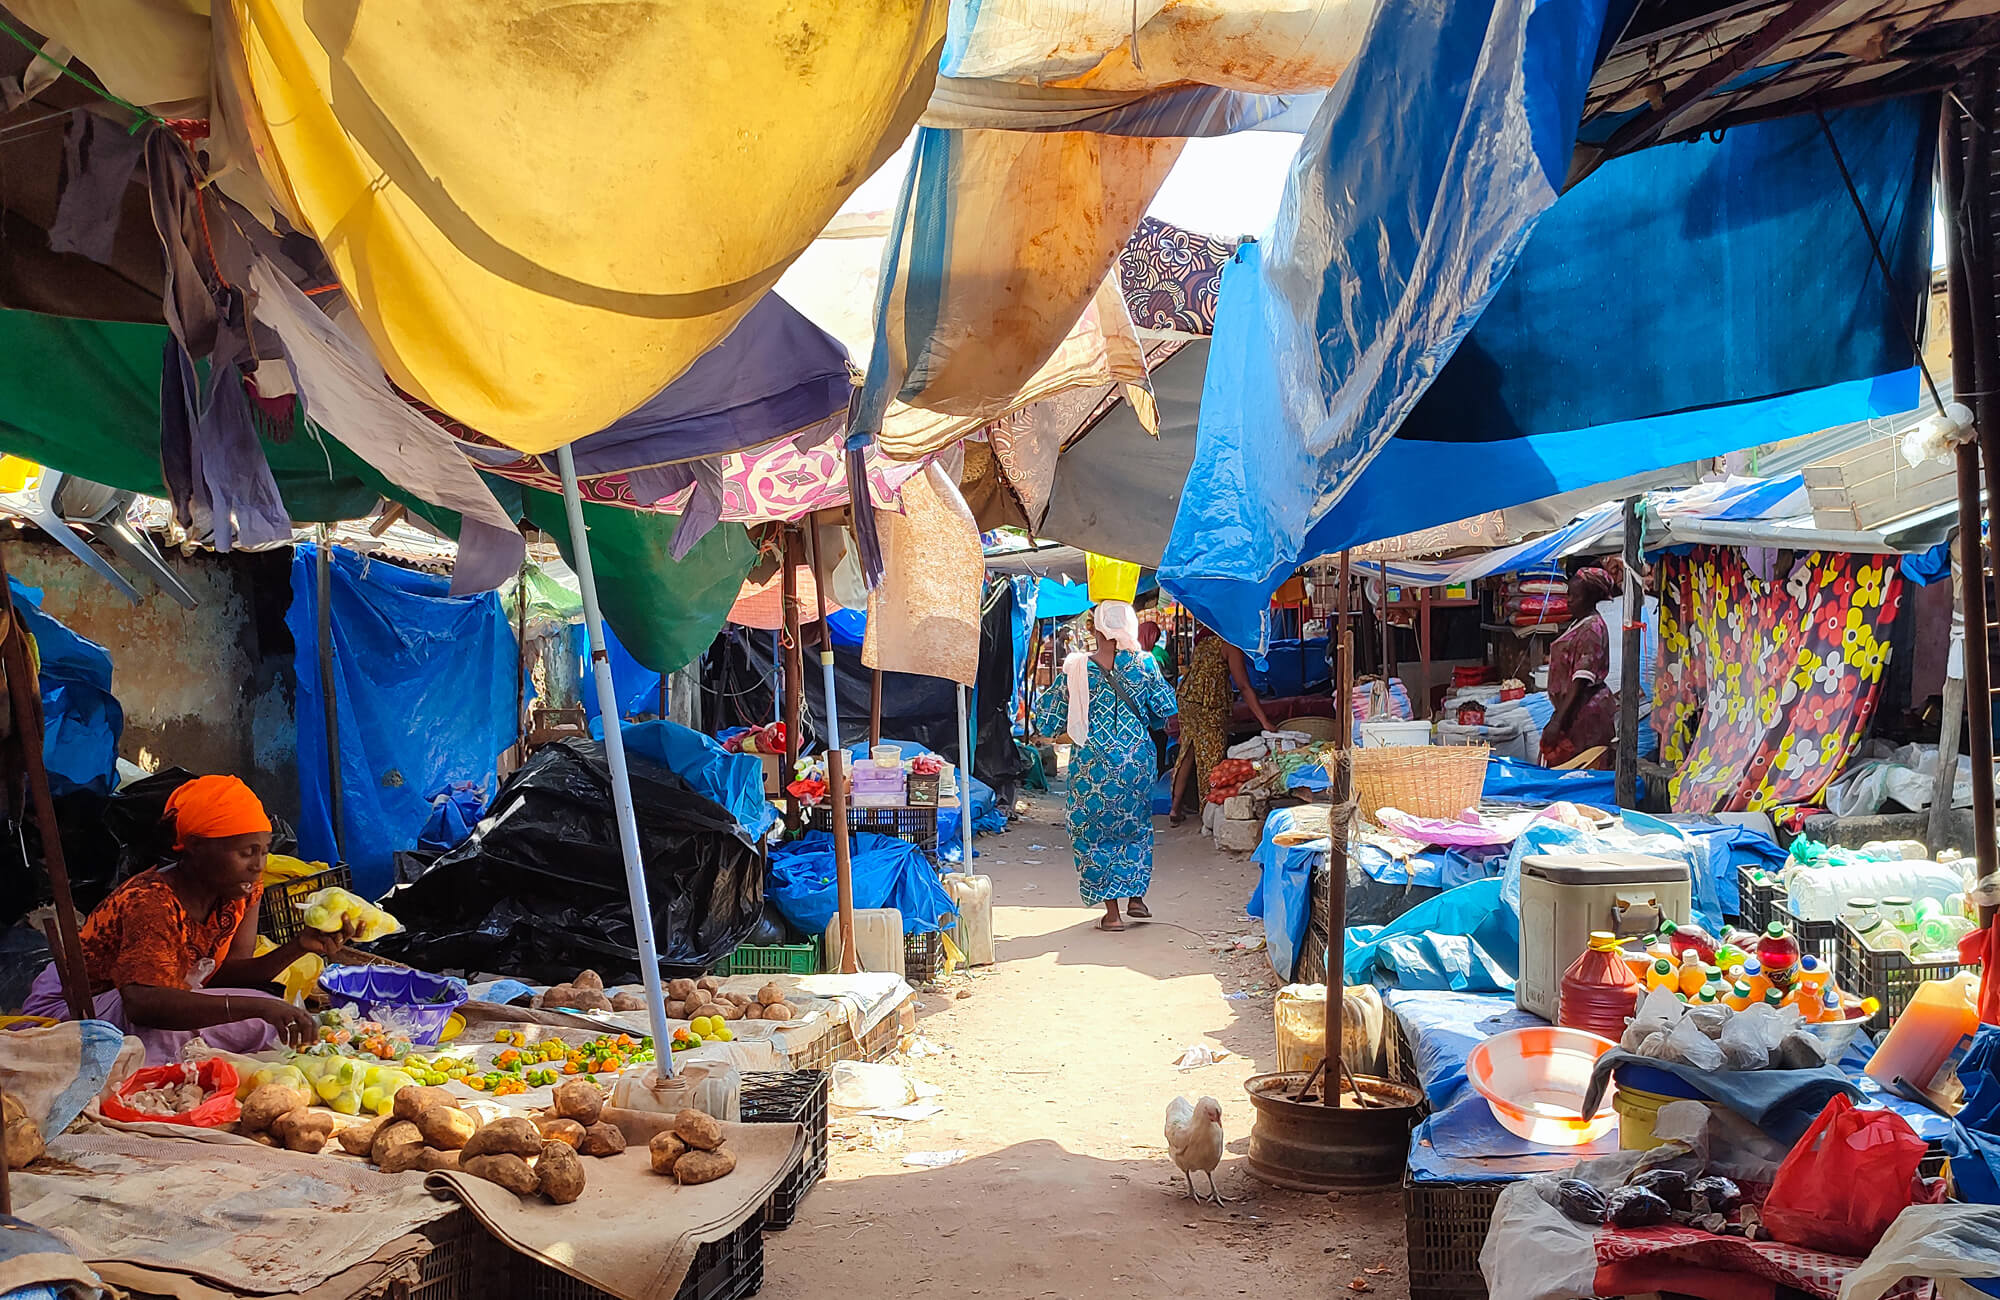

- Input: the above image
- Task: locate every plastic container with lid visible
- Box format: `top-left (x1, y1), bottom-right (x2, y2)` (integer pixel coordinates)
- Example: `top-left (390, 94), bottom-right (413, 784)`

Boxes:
top-left (1557, 932), bottom-right (1641, 1040)
top-left (1866, 970), bottom-right (1982, 1094)
top-left (1515, 852), bottom-right (1690, 1022)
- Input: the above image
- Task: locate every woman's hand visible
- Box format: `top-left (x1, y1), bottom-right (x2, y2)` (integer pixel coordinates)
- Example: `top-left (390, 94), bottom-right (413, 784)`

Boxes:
top-left (293, 917), bottom-right (360, 958)
top-left (251, 996), bottom-right (318, 1047)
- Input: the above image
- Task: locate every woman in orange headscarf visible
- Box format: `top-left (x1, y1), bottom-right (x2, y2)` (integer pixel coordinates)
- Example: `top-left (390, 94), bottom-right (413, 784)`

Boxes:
top-left (24, 775), bottom-right (353, 1062)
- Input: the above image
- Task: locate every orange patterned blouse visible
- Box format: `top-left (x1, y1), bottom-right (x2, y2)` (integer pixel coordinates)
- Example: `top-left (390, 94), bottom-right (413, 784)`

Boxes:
top-left (77, 868), bottom-right (262, 995)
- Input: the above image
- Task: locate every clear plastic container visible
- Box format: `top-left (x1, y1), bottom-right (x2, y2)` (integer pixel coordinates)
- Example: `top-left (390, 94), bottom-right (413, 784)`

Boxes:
top-left (1882, 896), bottom-right (1918, 932)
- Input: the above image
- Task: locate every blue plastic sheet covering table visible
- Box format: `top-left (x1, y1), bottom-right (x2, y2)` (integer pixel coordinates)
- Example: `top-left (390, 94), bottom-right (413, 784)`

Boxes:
top-left (1386, 988), bottom-right (1953, 1186)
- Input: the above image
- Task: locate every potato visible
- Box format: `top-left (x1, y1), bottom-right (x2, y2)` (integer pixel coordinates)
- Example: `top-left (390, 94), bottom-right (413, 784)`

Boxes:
top-left (579, 1122), bottom-right (627, 1158)
top-left (463, 1153), bottom-right (540, 1196)
top-left (4, 1116), bottom-right (44, 1168)
top-left (414, 1146), bottom-right (461, 1173)
top-left (272, 1108), bottom-right (338, 1153)
top-left (537, 1139), bottom-right (586, 1204)
top-left (376, 1140), bottom-right (436, 1174)
top-left (714, 1004), bottom-right (741, 1022)
top-left (667, 978), bottom-right (697, 1001)
top-left (573, 970), bottom-right (604, 992)
top-left (665, 999), bottom-right (687, 1019)
top-left (249, 1130), bottom-right (281, 1148)
top-left (571, 990), bottom-right (613, 1013)
top-left (336, 1116), bottom-right (387, 1156)
top-left (537, 1117), bottom-right (585, 1148)
top-left (417, 1104), bottom-right (478, 1151)
top-left (392, 1085), bottom-right (453, 1123)
top-left (241, 1084), bottom-right (313, 1134)
top-left (460, 1116), bottom-right (544, 1160)
top-left (648, 1131), bottom-right (687, 1175)
top-left (542, 982), bottom-right (578, 1009)
top-left (763, 1002), bottom-right (796, 1022)
top-left (739, 1004), bottom-right (763, 1021)
top-left (696, 976), bottom-right (723, 994)
top-left (673, 1108), bottom-right (724, 1152)
top-left (756, 982), bottom-right (784, 1007)
top-left (372, 1119), bottom-right (424, 1165)
top-left (675, 1148), bottom-right (736, 1186)
top-left (610, 992), bottom-right (645, 1012)
top-left (551, 1080), bottom-right (604, 1125)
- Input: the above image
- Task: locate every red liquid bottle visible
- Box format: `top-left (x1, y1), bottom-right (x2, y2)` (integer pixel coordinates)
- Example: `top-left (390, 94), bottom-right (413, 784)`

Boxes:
top-left (1755, 921), bottom-right (1802, 993)
top-left (1658, 919), bottom-right (1717, 965)
top-left (1558, 931), bottom-right (1641, 1040)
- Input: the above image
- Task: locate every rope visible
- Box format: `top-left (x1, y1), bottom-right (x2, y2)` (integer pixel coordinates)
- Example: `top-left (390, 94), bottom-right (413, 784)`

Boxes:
top-left (0, 14), bottom-right (155, 133)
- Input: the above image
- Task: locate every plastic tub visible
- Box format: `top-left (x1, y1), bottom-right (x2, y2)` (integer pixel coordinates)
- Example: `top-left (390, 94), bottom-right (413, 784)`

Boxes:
top-left (1612, 1085), bottom-right (1725, 1151)
top-left (869, 744), bottom-right (902, 767)
top-left (1465, 1025), bottom-right (1619, 1146)
top-left (1358, 718), bottom-right (1431, 749)
top-left (319, 965), bottom-right (468, 1046)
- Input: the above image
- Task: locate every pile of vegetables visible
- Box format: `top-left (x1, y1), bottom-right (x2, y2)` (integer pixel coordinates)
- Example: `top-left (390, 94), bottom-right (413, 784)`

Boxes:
top-left (1553, 1168), bottom-right (1748, 1234)
top-left (666, 977), bottom-right (795, 1024)
top-left (539, 969), bottom-right (648, 1015)
top-left (471, 1031), bottom-right (654, 1091)
top-left (647, 1108), bottom-right (737, 1186)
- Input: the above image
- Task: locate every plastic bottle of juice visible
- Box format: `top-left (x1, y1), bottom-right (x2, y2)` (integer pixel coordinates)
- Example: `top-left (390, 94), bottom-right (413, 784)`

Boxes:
top-left (1677, 953), bottom-right (1708, 996)
top-left (1622, 948), bottom-right (1654, 983)
top-left (1763, 987), bottom-right (1787, 1009)
top-left (1723, 981), bottom-right (1754, 1011)
top-left (1756, 922), bottom-right (1802, 992)
top-left (1867, 971), bottom-right (1982, 1092)
top-left (1558, 931), bottom-right (1642, 1040)
top-left (1713, 943), bottom-right (1743, 974)
top-left (1795, 954), bottom-right (1830, 1007)
top-left (1645, 958), bottom-right (1679, 992)
top-left (1740, 958), bottom-right (1769, 1004)
top-left (1696, 983), bottom-right (1720, 1004)
top-left (1659, 919), bottom-right (1718, 965)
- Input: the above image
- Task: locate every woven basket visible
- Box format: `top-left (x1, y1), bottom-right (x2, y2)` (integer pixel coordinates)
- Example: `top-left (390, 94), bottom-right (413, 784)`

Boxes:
top-left (1351, 744), bottom-right (1490, 822)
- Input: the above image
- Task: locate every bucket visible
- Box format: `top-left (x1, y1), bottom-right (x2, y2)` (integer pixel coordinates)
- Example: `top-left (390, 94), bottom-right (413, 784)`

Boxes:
top-left (1358, 718), bottom-right (1430, 749)
top-left (1086, 553), bottom-right (1140, 603)
top-left (1612, 1086), bottom-right (1726, 1151)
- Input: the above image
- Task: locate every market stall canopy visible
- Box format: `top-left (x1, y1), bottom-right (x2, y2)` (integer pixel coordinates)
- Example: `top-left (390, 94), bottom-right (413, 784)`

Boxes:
top-left (1158, 0), bottom-right (1936, 646)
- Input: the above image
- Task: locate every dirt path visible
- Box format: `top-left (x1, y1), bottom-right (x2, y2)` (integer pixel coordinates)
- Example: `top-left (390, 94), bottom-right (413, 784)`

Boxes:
top-left (762, 797), bottom-right (1411, 1299)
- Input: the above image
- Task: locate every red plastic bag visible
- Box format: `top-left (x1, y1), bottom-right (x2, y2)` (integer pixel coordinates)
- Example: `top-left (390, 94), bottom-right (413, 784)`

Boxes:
top-left (99, 1059), bottom-right (242, 1128)
top-left (1762, 1094), bottom-right (1927, 1256)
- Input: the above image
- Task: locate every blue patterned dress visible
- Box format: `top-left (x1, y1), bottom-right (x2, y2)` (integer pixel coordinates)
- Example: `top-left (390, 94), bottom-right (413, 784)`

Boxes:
top-left (1034, 651), bottom-right (1179, 903)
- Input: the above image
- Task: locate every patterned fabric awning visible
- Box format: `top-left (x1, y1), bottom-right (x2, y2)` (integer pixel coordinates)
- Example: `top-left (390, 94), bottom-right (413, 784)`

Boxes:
top-left (1118, 217), bottom-right (1240, 336)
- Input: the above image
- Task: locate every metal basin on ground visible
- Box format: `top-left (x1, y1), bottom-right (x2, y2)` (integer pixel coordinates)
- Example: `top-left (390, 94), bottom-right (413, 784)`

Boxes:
top-left (1244, 1071), bottom-right (1424, 1192)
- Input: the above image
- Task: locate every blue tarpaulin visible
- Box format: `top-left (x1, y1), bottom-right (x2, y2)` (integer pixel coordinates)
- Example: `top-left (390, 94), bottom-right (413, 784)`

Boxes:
top-left (1345, 878), bottom-right (1520, 993)
top-left (618, 719), bottom-right (780, 843)
top-left (1162, 58), bottom-right (1933, 644)
top-left (289, 545), bottom-right (518, 898)
top-left (9, 578), bottom-right (121, 797)
top-left (766, 830), bottom-right (958, 938)
top-left (415, 782), bottom-right (486, 855)
top-left (575, 620), bottom-right (663, 725)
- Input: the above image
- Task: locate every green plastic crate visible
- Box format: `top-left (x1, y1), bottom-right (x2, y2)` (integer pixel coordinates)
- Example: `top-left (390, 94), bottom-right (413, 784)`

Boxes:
top-left (716, 933), bottom-right (823, 976)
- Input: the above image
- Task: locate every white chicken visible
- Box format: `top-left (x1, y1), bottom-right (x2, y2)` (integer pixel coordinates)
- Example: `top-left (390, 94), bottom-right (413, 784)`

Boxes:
top-left (1164, 1095), bottom-right (1228, 1204)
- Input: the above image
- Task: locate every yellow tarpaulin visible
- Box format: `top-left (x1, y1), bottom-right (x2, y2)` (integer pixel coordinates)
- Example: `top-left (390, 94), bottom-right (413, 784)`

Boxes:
top-left (224, 0), bottom-right (945, 452)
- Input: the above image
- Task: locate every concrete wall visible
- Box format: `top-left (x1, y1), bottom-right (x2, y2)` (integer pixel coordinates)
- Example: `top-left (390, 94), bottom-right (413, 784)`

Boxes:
top-left (1, 533), bottom-right (301, 821)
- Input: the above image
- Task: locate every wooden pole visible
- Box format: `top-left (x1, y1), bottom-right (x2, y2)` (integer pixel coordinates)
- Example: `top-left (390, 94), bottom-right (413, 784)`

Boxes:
top-left (1417, 587), bottom-right (1433, 719)
top-left (0, 542), bottom-right (91, 1023)
top-left (512, 559), bottom-right (529, 752)
top-left (868, 670), bottom-right (883, 748)
top-left (1944, 95), bottom-right (1999, 883)
top-left (1931, 673), bottom-right (1967, 856)
top-left (780, 527), bottom-right (805, 828)
top-left (1616, 497), bottom-right (1643, 809)
top-left (0, 1076), bottom-right (11, 1214)
top-left (829, 748), bottom-right (859, 973)
top-left (1325, 548), bottom-right (1355, 1106)
top-left (315, 532), bottom-right (345, 861)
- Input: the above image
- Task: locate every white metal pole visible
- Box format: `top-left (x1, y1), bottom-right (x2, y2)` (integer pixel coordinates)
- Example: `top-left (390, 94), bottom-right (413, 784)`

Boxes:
top-left (956, 683), bottom-right (973, 868)
top-left (557, 444), bottom-right (675, 1075)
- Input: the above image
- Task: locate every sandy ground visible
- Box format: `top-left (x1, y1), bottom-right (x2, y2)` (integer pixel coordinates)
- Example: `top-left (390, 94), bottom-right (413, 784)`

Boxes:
top-left (762, 796), bottom-right (1411, 1299)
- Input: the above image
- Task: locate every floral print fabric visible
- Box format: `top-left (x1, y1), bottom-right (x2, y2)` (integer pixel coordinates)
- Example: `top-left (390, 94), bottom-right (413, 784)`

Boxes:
top-left (1654, 547), bottom-right (1900, 813)
top-left (1118, 217), bottom-right (1237, 335)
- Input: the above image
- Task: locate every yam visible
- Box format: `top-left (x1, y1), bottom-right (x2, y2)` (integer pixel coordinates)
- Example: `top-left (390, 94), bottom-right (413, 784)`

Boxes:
top-left (675, 1149), bottom-right (736, 1186)
top-left (537, 1117), bottom-right (586, 1148)
top-left (610, 992), bottom-right (645, 1012)
top-left (417, 1104), bottom-right (478, 1151)
top-left (667, 978), bottom-right (697, 1001)
top-left (463, 1153), bottom-right (540, 1196)
top-left (756, 982), bottom-right (784, 1007)
top-left (414, 1147), bottom-right (461, 1173)
top-left (578, 1122), bottom-right (627, 1158)
top-left (460, 1116), bottom-right (544, 1160)
top-left (696, 976), bottom-right (723, 994)
top-left (542, 983), bottom-right (579, 1009)
top-left (715, 1004), bottom-right (741, 1022)
top-left (573, 970), bottom-right (604, 992)
top-left (537, 1139), bottom-right (586, 1204)
top-left (272, 1108), bottom-right (338, 1153)
top-left (372, 1119), bottom-right (424, 1165)
top-left (4, 1116), bottom-right (44, 1168)
top-left (739, 1005), bottom-right (763, 1021)
top-left (571, 990), bottom-right (613, 1013)
top-left (551, 1080), bottom-right (604, 1126)
top-left (647, 1131), bottom-right (687, 1175)
top-left (665, 999), bottom-right (687, 1019)
top-left (672, 1108), bottom-right (724, 1152)
top-left (763, 1002), bottom-right (796, 1022)
top-left (376, 1140), bottom-right (435, 1174)
top-left (242, 1084), bottom-right (312, 1134)
top-left (249, 1130), bottom-right (282, 1148)
top-left (392, 1085), bottom-right (453, 1123)
top-left (336, 1116), bottom-right (387, 1156)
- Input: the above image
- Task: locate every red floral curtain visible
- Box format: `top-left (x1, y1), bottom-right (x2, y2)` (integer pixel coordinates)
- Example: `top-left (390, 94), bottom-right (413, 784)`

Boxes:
top-left (1654, 547), bottom-right (1901, 813)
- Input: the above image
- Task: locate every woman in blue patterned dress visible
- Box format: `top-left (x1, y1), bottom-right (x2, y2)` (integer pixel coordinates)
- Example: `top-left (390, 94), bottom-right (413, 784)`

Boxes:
top-left (1033, 603), bottom-right (1179, 931)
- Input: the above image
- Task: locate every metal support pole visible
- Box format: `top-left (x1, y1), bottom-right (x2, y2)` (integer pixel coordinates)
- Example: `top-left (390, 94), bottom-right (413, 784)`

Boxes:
top-left (315, 531), bottom-right (345, 861)
top-left (1945, 95), bottom-right (1999, 881)
top-left (956, 683), bottom-right (974, 869)
top-left (780, 528), bottom-right (805, 828)
top-left (556, 445), bottom-right (675, 1075)
top-left (1616, 497), bottom-right (1643, 809)
top-left (805, 523), bottom-right (841, 752)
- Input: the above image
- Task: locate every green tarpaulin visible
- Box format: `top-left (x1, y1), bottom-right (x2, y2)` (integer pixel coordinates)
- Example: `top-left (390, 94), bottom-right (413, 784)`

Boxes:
top-left (0, 308), bottom-right (751, 673)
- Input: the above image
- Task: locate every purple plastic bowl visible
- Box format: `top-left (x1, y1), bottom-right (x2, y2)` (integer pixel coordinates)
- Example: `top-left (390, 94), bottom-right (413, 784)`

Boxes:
top-left (318, 965), bottom-right (468, 1047)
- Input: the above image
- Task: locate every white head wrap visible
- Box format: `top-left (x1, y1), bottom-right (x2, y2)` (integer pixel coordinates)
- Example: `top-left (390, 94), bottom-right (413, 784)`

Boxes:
top-left (1061, 601), bottom-right (1144, 746)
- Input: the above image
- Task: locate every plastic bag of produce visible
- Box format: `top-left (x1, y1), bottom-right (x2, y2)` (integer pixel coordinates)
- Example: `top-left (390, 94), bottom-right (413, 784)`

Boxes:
top-left (295, 886), bottom-right (402, 942)
top-left (100, 1059), bottom-right (241, 1127)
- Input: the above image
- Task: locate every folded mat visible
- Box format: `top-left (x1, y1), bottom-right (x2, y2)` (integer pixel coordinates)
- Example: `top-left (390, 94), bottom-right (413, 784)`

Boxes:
top-left (426, 1119), bottom-right (805, 1300)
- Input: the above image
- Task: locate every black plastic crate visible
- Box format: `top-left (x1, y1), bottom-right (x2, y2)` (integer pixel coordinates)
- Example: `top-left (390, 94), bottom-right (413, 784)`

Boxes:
top-left (805, 803), bottom-right (938, 852)
top-left (408, 1206), bottom-right (763, 1300)
top-left (1736, 865), bottom-right (1785, 932)
top-left (904, 930), bottom-right (944, 984)
top-left (259, 863), bottom-right (352, 948)
top-left (1776, 899), bottom-right (1842, 986)
top-left (1838, 915), bottom-right (1979, 1032)
top-left (739, 1069), bottom-right (829, 1230)
top-left (1403, 1176), bottom-right (1503, 1300)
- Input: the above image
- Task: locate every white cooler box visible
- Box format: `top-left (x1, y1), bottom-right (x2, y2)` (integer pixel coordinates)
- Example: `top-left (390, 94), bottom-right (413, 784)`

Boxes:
top-left (1515, 852), bottom-right (1690, 1022)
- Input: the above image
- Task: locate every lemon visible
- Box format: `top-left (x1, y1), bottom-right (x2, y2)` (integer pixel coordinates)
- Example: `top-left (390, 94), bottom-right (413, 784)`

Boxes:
top-left (331, 1088), bottom-right (363, 1115)
top-left (712, 1026), bottom-right (734, 1043)
top-left (361, 1086), bottom-right (387, 1113)
top-left (315, 1076), bottom-right (344, 1103)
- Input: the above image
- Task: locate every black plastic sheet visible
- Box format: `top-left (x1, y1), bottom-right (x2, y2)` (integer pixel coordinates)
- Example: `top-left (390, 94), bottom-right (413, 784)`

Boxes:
top-left (372, 739), bottom-right (763, 982)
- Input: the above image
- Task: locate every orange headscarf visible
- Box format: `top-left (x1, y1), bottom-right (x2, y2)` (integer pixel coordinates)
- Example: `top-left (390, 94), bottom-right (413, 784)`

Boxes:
top-left (164, 775), bottom-right (272, 849)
